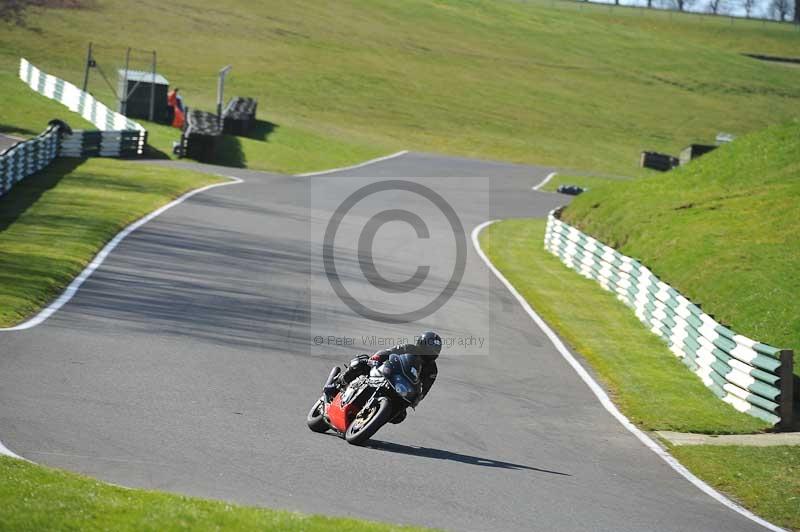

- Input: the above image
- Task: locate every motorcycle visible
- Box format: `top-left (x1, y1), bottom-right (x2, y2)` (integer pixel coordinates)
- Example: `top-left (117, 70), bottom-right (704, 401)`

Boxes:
top-left (306, 353), bottom-right (421, 445)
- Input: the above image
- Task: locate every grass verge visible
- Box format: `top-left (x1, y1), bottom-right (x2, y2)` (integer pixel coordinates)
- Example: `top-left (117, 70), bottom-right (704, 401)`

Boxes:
top-left (0, 158), bottom-right (223, 328)
top-left (669, 445), bottom-right (800, 530)
top-left (0, 456), bottom-right (433, 532)
top-left (480, 218), bottom-right (768, 433)
top-left (561, 120), bottom-right (800, 374)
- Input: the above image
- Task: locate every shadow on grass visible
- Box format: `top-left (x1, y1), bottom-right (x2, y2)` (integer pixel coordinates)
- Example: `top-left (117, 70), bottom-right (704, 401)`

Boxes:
top-left (791, 378), bottom-right (800, 430)
top-left (214, 134), bottom-right (246, 168)
top-left (0, 158), bottom-right (85, 233)
top-left (246, 120), bottom-right (279, 142)
top-left (142, 142), bottom-right (171, 160)
top-left (0, 124), bottom-right (39, 137)
top-left (366, 440), bottom-right (571, 476)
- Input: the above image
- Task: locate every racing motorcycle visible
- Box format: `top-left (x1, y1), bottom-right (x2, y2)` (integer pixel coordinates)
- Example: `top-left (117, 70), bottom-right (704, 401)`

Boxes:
top-left (306, 353), bottom-right (421, 445)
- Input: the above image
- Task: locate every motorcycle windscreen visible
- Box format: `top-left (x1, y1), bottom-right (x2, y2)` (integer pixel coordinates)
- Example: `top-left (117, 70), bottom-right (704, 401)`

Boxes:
top-left (388, 372), bottom-right (418, 401)
top-left (389, 353), bottom-right (421, 384)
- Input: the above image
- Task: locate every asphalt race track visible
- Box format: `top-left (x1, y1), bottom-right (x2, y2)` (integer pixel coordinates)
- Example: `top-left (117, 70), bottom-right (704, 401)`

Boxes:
top-left (0, 153), bottom-right (767, 531)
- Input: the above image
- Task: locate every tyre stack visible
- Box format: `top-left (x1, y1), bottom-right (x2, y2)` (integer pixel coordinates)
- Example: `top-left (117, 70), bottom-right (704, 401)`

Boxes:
top-left (222, 97), bottom-right (257, 136)
top-left (679, 144), bottom-right (716, 166)
top-left (640, 151), bottom-right (679, 172)
top-left (181, 109), bottom-right (222, 162)
top-left (556, 184), bottom-right (586, 196)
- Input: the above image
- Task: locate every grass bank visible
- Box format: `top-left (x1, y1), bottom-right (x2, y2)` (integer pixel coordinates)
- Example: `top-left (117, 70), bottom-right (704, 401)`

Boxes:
top-left (480, 218), bottom-right (767, 433)
top-left (0, 158), bottom-right (222, 328)
top-left (1, 0), bottom-right (799, 175)
top-left (0, 456), bottom-right (433, 532)
top-left (561, 121), bottom-right (800, 373)
top-left (0, 68), bottom-right (385, 175)
top-left (670, 445), bottom-right (800, 530)
top-left (480, 218), bottom-right (797, 528)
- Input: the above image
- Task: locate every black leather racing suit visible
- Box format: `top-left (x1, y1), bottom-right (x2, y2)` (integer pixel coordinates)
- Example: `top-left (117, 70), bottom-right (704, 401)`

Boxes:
top-left (339, 343), bottom-right (438, 406)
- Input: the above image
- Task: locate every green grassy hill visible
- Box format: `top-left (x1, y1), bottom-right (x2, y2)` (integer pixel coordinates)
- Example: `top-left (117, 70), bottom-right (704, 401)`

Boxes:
top-left (1, 0), bottom-right (799, 174)
top-left (561, 120), bottom-right (800, 369)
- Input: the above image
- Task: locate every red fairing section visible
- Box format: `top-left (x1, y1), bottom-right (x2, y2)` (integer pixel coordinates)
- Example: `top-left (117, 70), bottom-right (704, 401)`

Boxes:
top-left (327, 393), bottom-right (349, 432)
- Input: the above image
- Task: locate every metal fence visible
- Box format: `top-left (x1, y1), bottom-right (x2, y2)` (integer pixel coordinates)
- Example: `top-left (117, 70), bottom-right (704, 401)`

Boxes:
top-left (545, 208), bottom-right (794, 428)
top-left (0, 122), bottom-right (63, 199)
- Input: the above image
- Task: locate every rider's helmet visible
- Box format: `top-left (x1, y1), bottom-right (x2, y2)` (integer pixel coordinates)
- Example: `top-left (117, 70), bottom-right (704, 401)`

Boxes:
top-left (417, 331), bottom-right (442, 359)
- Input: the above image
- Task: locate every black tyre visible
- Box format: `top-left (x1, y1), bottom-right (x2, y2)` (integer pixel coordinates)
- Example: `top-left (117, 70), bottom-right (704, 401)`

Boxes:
top-left (345, 396), bottom-right (392, 446)
top-left (306, 397), bottom-right (328, 433)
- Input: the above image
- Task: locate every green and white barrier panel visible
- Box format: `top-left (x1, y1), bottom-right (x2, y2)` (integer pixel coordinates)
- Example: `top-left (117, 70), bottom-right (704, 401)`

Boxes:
top-left (0, 122), bottom-right (62, 198)
top-left (60, 130), bottom-right (146, 158)
top-left (18, 58), bottom-right (146, 157)
top-left (545, 208), bottom-right (794, 428)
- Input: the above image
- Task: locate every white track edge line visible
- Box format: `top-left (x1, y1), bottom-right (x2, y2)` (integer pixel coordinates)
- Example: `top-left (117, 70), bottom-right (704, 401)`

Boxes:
top-left (0, 441), bottom-right (25, 460)
top-left (0, 173), bottom-right (244, 461)
top-left (471, 220), bottom-right (785, 532)
top-left (294, 150), bottom-right (409, 177)
top-left (0, 174), bottom-right (243, 332)
top-left (532, 171), bottom-right (557, 191)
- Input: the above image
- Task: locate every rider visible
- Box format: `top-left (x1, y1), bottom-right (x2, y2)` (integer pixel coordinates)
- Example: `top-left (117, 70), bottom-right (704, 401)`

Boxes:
top-left (324, 331), bottom-right (442, 423)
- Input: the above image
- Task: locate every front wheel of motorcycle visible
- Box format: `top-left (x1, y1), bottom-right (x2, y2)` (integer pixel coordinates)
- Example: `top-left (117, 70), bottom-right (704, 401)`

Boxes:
top-left (306, 397), bottom-right (329, 433)
top-left (345, 396), bottom-right (392, 446)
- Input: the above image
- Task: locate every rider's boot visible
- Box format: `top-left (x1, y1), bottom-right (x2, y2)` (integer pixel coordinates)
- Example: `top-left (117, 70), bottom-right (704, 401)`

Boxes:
top-left (389, 408), bottom-right (407, 424)
top-left (323, 383), bottom-right (337, 401)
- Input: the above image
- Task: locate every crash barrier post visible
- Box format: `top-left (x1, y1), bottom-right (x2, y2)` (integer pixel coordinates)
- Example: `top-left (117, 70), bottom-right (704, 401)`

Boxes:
top-left (18, 58), bottom-right (147, 157)
top-left (0, 121), bottom-right (64, 199)
top-left (544, 208), bottom-right (795, 429)
top-left (180, 109), bottom-right (222, 162)
top-left (222, 97), bottom-right (258, 136)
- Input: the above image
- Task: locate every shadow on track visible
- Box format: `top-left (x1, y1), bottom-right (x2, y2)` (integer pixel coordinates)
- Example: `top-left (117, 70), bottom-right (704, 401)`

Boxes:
top-left (367, 440), bottom-right (571, 476)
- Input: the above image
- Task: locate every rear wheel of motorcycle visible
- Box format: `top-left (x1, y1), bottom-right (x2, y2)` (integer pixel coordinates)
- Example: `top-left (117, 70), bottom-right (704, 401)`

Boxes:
top-left (345, 397), bottom-right (392, 446)
top-left (306, 398), bottom-right (328, 433)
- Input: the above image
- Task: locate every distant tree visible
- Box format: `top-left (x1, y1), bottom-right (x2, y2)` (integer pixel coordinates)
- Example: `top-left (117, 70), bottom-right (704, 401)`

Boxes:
top-left (770, 0), bottom-right (791, 19)
top-left (794, 0), bottom-right (799, 21)
top-left (673, 0), bottom-right (695, 10)
top-left (742, 0), bottom-right (757, 17)
top-left (707, 0), bottom-right (726, 13)
top-left (0, 0), bottom-right (38, 25)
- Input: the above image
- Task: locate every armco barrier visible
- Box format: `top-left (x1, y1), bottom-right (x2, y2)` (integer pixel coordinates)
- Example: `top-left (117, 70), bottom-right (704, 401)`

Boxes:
top-left (0, 122), bottom-right (63, 199)
top-left (18, 58), bottom-right (146, 157)
top-left (545, 209), bottom-right (794, 428)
